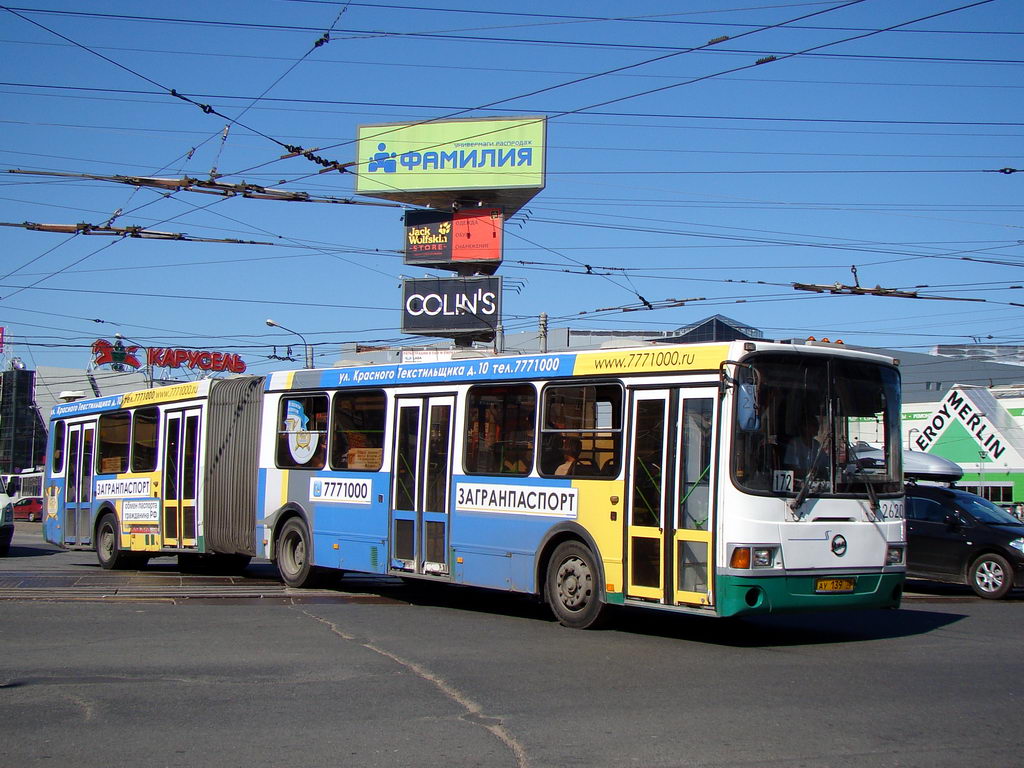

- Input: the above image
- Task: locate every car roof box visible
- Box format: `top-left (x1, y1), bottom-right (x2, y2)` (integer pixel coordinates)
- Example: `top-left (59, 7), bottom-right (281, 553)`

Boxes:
top-left (903, 450), bottom-right (963, 482)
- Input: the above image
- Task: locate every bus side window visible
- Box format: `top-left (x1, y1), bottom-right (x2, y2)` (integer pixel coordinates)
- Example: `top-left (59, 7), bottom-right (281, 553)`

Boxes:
top-left (330, 389), bottom-right (386, 471)
top-left (463, 384), bottom-right (536, 476)
top-left (131, 407), bottom-right (160, 472)
top-left (540, 383), bottom-right (623, 479)
top-left (98, 411), bottom-right (131, 475)
top-left (276, 394), bottom-right (329, 469)
top-left (51, 421), bottom-right (66, 474)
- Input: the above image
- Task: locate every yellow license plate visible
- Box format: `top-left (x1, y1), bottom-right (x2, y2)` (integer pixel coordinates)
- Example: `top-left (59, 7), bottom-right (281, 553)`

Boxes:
top-left (815, 577), bottom-right (856, 593)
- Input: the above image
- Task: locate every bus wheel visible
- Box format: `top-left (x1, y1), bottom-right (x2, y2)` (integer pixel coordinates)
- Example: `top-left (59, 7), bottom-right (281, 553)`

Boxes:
top-left (545, 541), bottom-right (606, 629)
top-left (970, 553), bottom-right (1013, 599)
top-left (96, 514), bottom-right (128, 570)
top-left (276, 518), bottom-right (319, 588)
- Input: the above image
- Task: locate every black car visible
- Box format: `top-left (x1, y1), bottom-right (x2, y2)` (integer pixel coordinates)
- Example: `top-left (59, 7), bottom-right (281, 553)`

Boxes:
top-left (905, 483), bottom-right (1024, 599)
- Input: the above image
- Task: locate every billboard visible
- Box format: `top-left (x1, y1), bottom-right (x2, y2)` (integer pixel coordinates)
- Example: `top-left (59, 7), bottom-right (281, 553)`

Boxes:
top-left (355, 117), bottom-right (545, 213)
top-left (401, 277), bottom-right (501, 339)
top-left (405, 208), bottom-right (503, 272)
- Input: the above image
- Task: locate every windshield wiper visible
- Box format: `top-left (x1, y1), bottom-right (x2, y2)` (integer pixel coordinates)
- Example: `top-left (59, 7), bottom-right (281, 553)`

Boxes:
top-left (788, 434), bottom-right (831, 515)
top-left (845, 443), bottom-right (881, 516)
top-left (861, 475), bottom-right (880, 515)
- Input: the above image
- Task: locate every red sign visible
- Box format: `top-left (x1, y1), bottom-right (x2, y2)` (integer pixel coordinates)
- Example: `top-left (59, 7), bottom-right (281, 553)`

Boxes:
top-left (148, 348), bottom-right (247, 373)
top-left (92, 339), bottom-right (142, 370)
top-left (92, 339), bottom-right (246, 374)
top-left (404, 208), bottom-right (503, 271)
top-left (452, 209), bottom-right (503, 261)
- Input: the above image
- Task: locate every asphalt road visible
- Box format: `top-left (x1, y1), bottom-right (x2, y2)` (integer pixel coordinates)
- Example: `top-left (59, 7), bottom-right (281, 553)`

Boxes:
top-left (2, 523), bottom-right (1022, 768)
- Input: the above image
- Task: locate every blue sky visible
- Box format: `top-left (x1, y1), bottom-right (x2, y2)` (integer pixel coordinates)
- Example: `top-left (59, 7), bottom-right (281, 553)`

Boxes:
top-left (0, 0), bottom-right (1021, 375)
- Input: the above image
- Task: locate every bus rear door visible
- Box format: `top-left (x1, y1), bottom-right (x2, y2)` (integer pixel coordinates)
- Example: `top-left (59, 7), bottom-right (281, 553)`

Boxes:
top-left (161, 407), bottom-right (201, 550)
top-left (390, 395), bottom-right (455, 577)
top-left (626, 388), bottom-right (717, 608)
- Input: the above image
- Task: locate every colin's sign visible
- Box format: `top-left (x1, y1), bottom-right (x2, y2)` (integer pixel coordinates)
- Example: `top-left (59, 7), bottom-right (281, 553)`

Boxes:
top-left (401, 277), bottom-right (501, 339)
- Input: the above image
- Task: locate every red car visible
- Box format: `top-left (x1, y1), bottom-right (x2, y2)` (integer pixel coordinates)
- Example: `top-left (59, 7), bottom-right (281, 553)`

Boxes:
top-left (12, 497), bottom-right (43, 522)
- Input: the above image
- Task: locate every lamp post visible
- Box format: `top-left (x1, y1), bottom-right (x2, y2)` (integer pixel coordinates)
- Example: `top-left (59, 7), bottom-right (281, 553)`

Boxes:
top-left (266, 318), bottom-right (313, 369)
top-left (907, 428), bottom-right (920, 449)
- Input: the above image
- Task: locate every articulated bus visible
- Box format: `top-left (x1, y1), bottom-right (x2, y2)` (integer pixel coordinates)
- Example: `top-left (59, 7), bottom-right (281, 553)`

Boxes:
top-left (44, 339), bottom-right (906, 627)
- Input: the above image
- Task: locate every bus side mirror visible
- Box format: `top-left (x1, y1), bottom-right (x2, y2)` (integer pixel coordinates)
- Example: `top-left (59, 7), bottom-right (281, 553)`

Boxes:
top-left (737, 381), bottom-right (760, 431)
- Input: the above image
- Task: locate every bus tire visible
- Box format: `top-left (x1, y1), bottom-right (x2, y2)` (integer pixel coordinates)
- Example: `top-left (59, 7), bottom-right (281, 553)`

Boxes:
top-left (969, 553), bottom-right (1013, 599)
top-left (276, 518), bottom-right (320, 588)
top-left (96, 513), bottom-right (129, 570)
top-left (545, 540), bottom-right (606, 629)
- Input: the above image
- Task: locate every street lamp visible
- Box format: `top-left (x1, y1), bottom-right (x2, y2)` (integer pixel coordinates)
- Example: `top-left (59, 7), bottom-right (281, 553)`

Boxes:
top-left (266, 318), bottom-right (314, 369)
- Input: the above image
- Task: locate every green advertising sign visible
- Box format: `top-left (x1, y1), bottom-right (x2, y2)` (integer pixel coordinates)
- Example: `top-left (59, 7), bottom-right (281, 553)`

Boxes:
top-left (355, 117), bottom-right (546, 197)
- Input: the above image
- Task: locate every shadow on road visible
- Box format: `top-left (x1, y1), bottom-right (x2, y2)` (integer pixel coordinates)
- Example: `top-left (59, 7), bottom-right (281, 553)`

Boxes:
top-left (2, 540), bottom-right (981, 646)
top-left (324, 575), bottom-right (969, 646)
top-left (607, 604), bottom-right (967, 647)
top-left (3, 543), bottom-right (65, 559)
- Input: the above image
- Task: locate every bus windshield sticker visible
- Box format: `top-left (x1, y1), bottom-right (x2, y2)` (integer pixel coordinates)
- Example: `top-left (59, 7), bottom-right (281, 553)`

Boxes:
top-left (773, 470), bottom-right (794, 494)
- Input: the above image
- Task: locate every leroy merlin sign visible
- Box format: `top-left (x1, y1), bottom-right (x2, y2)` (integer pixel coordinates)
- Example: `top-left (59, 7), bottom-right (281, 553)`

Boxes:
top-left (910, 386), bottom-right (1024, 465)
top-left (355, 116), bottom-right (546, 196)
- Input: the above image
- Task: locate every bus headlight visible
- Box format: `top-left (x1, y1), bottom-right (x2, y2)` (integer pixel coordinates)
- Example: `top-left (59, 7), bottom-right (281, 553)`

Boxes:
top-left (752, 547), bottom-right (775, 568)
top-left (886, 545), bottom-right (905, 565)
top-left (730, 546), bottom-right (776, 569)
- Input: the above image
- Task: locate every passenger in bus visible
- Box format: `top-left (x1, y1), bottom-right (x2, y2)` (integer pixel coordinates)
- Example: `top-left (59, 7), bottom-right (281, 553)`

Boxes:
top-left (555, 437), bottom-right (582, 476)
top-left (501, 444), bottom-right (529, 474)
top-left (783, 413), bottom-right (829, 475)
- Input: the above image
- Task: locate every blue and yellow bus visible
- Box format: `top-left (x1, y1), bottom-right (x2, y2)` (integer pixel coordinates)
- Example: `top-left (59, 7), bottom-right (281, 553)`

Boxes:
top-left (44, 339), bottom-right (906, 627)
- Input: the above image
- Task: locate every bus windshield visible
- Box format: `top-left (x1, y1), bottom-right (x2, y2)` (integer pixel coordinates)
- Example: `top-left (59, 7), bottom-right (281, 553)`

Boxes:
top-left (733, 353), bottom-right (902, 497)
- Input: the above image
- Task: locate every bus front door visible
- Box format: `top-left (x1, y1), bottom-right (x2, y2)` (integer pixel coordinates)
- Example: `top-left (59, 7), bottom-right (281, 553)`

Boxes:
top-left (62, 422), bottom-right (96, 548)
top-left (390, 395), bottom-right (455, 577)
top-left (161, 408), bottom-right (201, 550)
top-left (626, 388), bottom-right (717, 608)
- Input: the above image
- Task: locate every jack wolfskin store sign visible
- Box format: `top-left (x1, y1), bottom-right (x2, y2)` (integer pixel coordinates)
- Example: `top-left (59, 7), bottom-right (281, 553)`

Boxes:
top-left (404, 208), bottom-right (503, 271)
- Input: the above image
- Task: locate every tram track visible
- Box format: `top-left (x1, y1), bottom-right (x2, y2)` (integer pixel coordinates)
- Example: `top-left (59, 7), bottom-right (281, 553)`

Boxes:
top-left (0, 567), bottom-right (408, 603)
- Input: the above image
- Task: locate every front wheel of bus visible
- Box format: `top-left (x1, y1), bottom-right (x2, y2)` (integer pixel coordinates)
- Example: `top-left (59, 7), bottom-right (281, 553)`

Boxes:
top-left (276, 518), bottom-right (320, 588)
top-left (96, 513), bottom-right (129, 570)
top-left (546, 541), bottom-right (606, 629)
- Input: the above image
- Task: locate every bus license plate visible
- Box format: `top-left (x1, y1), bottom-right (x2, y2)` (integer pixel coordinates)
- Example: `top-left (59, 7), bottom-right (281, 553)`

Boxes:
top-left (815, 577), bottom-right (856, 593)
